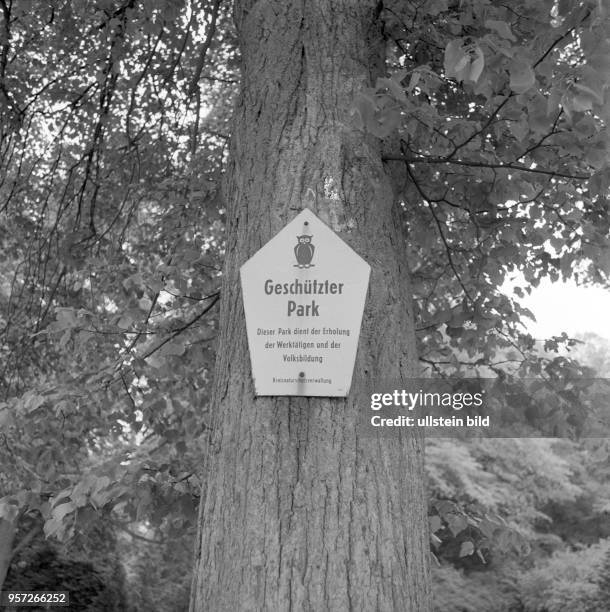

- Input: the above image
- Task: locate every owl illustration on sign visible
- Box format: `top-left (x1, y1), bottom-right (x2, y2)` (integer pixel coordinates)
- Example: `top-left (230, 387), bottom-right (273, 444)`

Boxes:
top-left (294, 235), bottom-right (315, 268)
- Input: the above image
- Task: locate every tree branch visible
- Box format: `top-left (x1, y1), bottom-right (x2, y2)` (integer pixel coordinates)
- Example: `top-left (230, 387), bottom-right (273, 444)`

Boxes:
top-left (186, 0), bottom-right (222, 100)
top-left (406, 163), bottom-right (474, 303)
top-left (0, 0), bottom-right (21, 119)
top-left (139, 292), bottom-right (220, 360)
top-left (383, 155), bottom-right (590, 180)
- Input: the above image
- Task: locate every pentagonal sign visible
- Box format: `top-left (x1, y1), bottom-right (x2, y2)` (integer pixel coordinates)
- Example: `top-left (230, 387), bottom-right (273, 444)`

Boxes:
top-left (240, 208), bottom-right (370, 396)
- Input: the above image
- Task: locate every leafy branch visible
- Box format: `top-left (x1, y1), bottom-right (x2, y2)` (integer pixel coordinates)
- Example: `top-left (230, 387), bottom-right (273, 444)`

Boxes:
top-left (139, 292), bottom-right (220, 361)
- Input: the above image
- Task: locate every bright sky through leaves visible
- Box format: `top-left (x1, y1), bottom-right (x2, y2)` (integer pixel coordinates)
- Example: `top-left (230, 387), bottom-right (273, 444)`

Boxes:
top-left (524, 280), bottom-right (610, 341)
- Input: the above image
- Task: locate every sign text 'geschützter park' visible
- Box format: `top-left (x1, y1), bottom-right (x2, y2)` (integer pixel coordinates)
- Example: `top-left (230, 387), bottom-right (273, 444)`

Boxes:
top-left (240, 208), bottom-right (370, 396)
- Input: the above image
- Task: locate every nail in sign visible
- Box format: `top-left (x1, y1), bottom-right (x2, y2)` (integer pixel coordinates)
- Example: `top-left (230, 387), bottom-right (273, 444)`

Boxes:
top-left (240, 208), bottom-right (370, 396)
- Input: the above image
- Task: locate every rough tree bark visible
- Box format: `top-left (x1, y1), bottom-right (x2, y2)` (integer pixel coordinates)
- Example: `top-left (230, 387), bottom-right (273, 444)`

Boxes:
top-left (0, 518), bottom-right (15, 591)
top-left (190, 1), bottom-right (431, 610)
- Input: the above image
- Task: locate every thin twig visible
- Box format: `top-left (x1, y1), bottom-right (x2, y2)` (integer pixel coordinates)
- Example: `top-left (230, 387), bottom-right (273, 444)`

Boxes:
top-left (140, 292), bottom-right (220, 360)
top-left (186, 0), bottom-right (222, 100)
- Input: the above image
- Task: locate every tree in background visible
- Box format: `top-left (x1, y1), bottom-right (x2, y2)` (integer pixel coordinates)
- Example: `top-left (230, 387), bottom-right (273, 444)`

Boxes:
top-left (4, 513), bottom-right (129, 611)
top-left (0, 0), bottom-right (235, 593)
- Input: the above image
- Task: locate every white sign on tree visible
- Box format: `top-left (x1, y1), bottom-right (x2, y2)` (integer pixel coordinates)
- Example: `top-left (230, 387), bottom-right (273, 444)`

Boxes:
top-left (240, 208), bottom-right (370, 396)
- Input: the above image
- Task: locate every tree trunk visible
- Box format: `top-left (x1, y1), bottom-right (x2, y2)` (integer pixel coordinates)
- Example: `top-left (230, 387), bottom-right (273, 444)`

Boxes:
top-left (190, 2), bottom-right (431, 610)
top-left (0, 518), bottom-right (15, 591)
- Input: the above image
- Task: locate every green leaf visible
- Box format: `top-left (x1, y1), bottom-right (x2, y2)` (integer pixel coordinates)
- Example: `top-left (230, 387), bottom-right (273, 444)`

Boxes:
top-left (407, 71), bottom-right (421, 93)
top-left (485, 20), bottom-right (516, 41)
top-left (54, 501), bottom-right (75, 517)
top-left (509, 118), bottom-right (529, 142)
top-left (0, 499), bottom-right (19, 522)
top-left (138, 296), bottom-right (153, 311)
top-left (444, 40), bottom-right (469, 79)
top-left (429, 515), bottom-right (442, 533)
top-left (90, 476), bottom-right (112, 507)
top-left (446, 513), bottom-right (468, 535)
top-left (469, 46), bottom-right (485, 83)
top-left (377, 76), bottom-right (407, 102)
top-left (573, 82), bottom-right (604, 105)
top-left (159, 340), bottom-right (187, 357)
top-left (509, 59), bottom-right (536, 94)
top-left (570, 93), bottom-right (594, 112)
top-left (427, 0), bottom-right (448, 16)
top-left (0, 405), bottom-right (12, 428)
top-left (459, 541), bottom-right (475, 557)
top-left (444, 40), bottom-right (485, 83)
